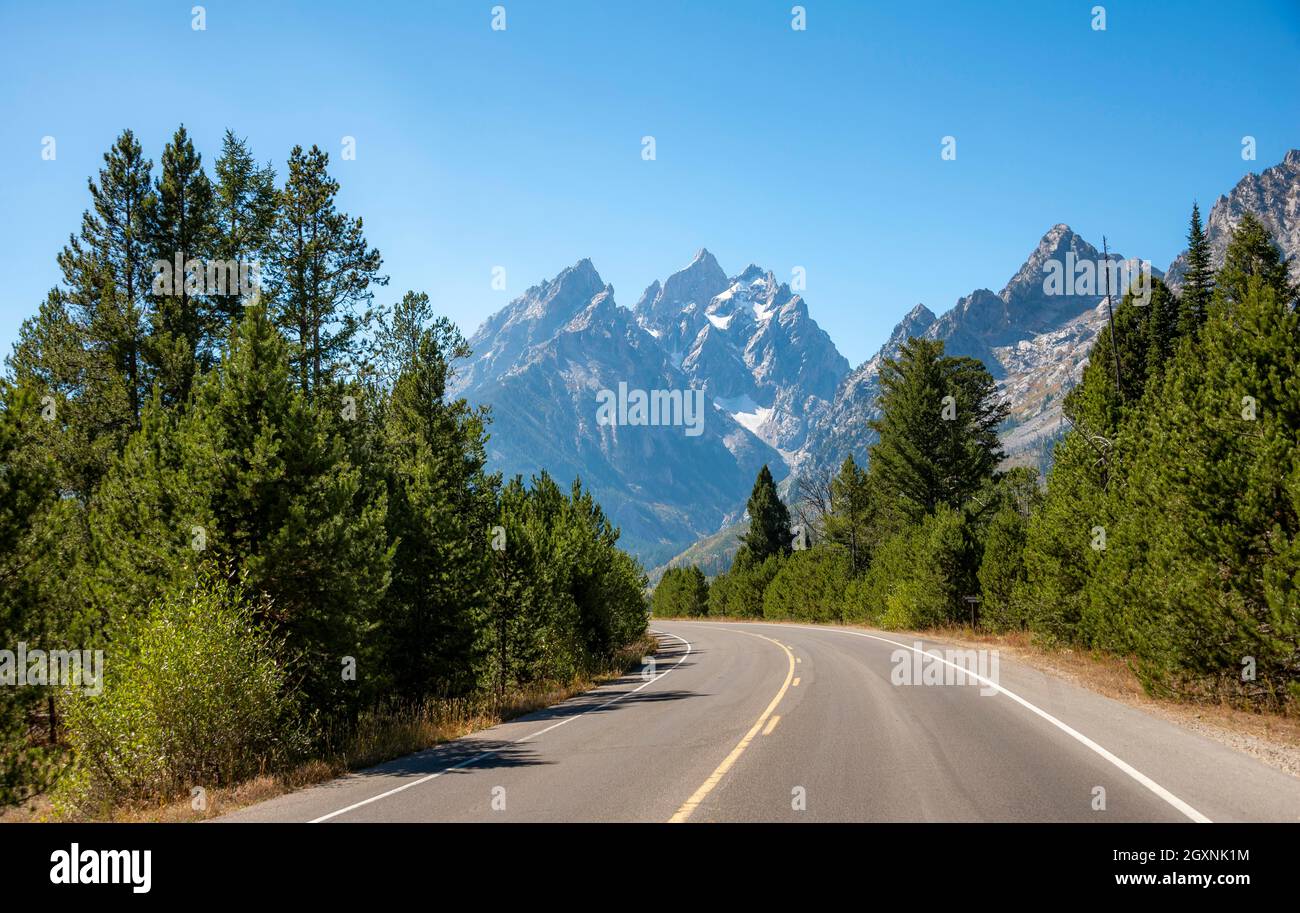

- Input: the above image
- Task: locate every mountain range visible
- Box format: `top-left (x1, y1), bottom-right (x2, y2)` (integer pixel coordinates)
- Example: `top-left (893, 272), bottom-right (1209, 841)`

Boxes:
top-left (449, 150), bottom-right (1300, 572)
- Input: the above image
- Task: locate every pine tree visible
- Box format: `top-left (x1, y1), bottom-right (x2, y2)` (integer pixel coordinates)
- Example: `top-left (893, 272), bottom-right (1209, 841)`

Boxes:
top-left (868, 337), bottom-right (1008, 521)
top-left (191, 304), bottom-right (392, 714)
top-left (978, 505), bottom-right (1028, 630)
top-left (1179, 202), bottom-right (1214, 335)
top-left (146, 124), bottom-right (217, 405)
top-left (652, 566), bottom-right (709, 617)
top-left (374, 291), bottom-right (455, 384)
top-left (1214, 211), bottom-right (1296, 307)
top-left (484, 477), bottom-right (541, 698)
top-left (64, 130), bottom-right (156, 428)
top-left (380, 309), bottom-right (492, 698)
top-left (265, 145), bottom-right (386, 397)
top-left (1095, 275), bottom-right (1300, 703)
top-left (1140, 277), bottom-right (1181, 380)
top-left (823, 453), bottom-right (872, 574)
top-left (740, 464), bottom-right (793, 561)
top-left (211, 130), bottom-right (277, 331)
top-left (12, 130), bottom-right (158, 498)
top-left (0, 382), bottom-right (60, 803)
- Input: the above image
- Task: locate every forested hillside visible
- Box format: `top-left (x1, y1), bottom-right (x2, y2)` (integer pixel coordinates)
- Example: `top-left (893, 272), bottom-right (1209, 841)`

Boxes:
top-left (663, 208), bottom-right (1300, 710)
top-left (0, 127), bottom-right (648, 812)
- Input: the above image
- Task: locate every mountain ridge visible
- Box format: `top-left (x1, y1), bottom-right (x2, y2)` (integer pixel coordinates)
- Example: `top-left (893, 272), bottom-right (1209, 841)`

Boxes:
top-left (449, 150), bottom-right (1300, 572)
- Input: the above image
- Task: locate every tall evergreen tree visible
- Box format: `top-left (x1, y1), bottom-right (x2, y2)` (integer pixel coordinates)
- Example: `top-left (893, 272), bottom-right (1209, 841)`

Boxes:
top-left (199, 304), bottom-right (393, 713)
top-left (146, 124), bottom-right (217, 405)
top-left (10, 131), bottom-right (158, 494)
top-left (1089, 274), bottom-right (1300, 702)
top-left (823, 453), bottom-right (873, 574)
top-left (1214, 211), bottom-right (1296, 307)
top-left (212, 130), bottom-right (277, 330)
top-left (1179, 202), bottom-right (1214, 335)
top-left (740, 464), bottom-right (793, 561)
top-left (374, 291), bottom-right (449, 384)
top-left (65, 130), bottom-right (156, 428)
top-left (265, 145), bottom-right (386, 397)
top-left (868, 337), bottom-right (1008, 522)
top-left (0, 382), bottom-right (60, 803)
top-left (379, 310), bottom-right (492, 698)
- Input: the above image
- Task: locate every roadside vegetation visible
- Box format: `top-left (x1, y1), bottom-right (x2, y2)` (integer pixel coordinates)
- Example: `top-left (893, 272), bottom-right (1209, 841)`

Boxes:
top-left (659, 209), bottom-right (1300, 713)
top-left (0, 127), bottom-right (649, 816)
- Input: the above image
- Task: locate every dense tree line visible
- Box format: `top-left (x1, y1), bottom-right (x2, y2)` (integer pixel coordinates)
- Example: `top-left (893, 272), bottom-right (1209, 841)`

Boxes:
top-left (666, 208), bottom-right (1299, 711)
top-left (0, 127), bottom-right (648, 809)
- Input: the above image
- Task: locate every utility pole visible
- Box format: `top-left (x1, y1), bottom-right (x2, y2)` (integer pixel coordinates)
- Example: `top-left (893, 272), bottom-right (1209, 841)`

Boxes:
top-left (1102, 236), bottom-right (1124, 401)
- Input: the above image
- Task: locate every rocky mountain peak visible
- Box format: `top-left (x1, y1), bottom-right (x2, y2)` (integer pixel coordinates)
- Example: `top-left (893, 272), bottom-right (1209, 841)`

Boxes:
top-left (891, 303), bottom-right (937, 346)
top-left (634, 248), bottom-right (730, 331)
top-left (999, 224), bottom-right (1100, 301)
top-left (452, 258), bottom-right (607, 395)
top-left (690, 247), bottom-right (719, 268)
top-left (903, 302), bottom-right (936, 322)
top-left (524, 257), bottom-right (605, 315)
top-left (1166, 149), bottom-right (1300, 289)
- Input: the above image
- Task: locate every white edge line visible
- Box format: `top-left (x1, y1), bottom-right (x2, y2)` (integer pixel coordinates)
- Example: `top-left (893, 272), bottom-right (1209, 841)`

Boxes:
top-left (696, 621), bottom-right (1212, 824)
top-left (308, 630), bottom-right (692, 823)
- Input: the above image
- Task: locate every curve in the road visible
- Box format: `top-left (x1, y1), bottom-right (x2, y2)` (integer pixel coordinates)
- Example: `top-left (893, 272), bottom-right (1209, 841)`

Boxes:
top-left (700, 622), bottom-right (1212, 824)
top-left (669, 628), bottom-right (795, 822)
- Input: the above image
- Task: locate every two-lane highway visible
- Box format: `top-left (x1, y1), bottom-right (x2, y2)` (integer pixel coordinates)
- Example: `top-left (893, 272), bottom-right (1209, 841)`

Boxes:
top-left (219, 620), bottom-right (1300, 823)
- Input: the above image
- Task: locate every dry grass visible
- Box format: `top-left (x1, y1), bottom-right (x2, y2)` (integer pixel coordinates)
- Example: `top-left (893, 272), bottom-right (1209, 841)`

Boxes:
top-left (2, 631), bottom-right (660, 824)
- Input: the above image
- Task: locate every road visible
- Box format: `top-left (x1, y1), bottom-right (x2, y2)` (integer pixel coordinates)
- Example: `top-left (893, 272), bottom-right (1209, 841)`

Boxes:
top-left (219, 620), bottom-right (1300, 823)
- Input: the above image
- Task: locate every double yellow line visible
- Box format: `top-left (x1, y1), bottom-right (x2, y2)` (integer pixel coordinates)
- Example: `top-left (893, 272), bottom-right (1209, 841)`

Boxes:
top-left (668, 630), bottom-right (795, 823)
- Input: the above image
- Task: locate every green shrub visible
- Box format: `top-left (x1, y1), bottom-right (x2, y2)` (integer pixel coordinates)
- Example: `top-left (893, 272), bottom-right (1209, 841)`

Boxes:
top-left (762, 547), bottom-right (850, 622)
top-left (864, 506), bottom-right (975, 630)
top-left (652, 566), bottom-right (709, 617)
top-left (708, 550), bottom-right (782, 617)
top-left (977, 506), bottom-right (1028, 631)
top-left (58, 574), bottom-right (303, 811)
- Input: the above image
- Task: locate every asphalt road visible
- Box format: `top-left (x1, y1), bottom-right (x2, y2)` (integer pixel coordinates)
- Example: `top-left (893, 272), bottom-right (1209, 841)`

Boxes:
top-left (219, 620), bottom-right (1300, 823)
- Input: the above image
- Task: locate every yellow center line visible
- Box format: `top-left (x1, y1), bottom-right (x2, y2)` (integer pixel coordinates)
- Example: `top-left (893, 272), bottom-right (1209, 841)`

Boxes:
top-left (668, 630), bottom-right (795, 823)
top-left (792, 677), bottom-right (801, 687)
top-left (762, 715), bottom-right (781, 736)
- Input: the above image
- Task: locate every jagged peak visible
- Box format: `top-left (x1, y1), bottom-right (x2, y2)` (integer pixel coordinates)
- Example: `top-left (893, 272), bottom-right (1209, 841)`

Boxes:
top-left (667, 247), bottom-right (724, 279)
top-left (510, 257), bottom-right (608, 322)
top-left (1284, 148), bottom-right (1300, 167)
top-left (528, 256), bottom-right (602, 293)
top-left (566, 257), bottom-right (600, 281)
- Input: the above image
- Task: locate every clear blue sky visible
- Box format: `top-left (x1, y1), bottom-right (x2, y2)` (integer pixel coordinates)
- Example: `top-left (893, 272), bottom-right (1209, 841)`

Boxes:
top-left (1, 0), bottom-right (1297, 366)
